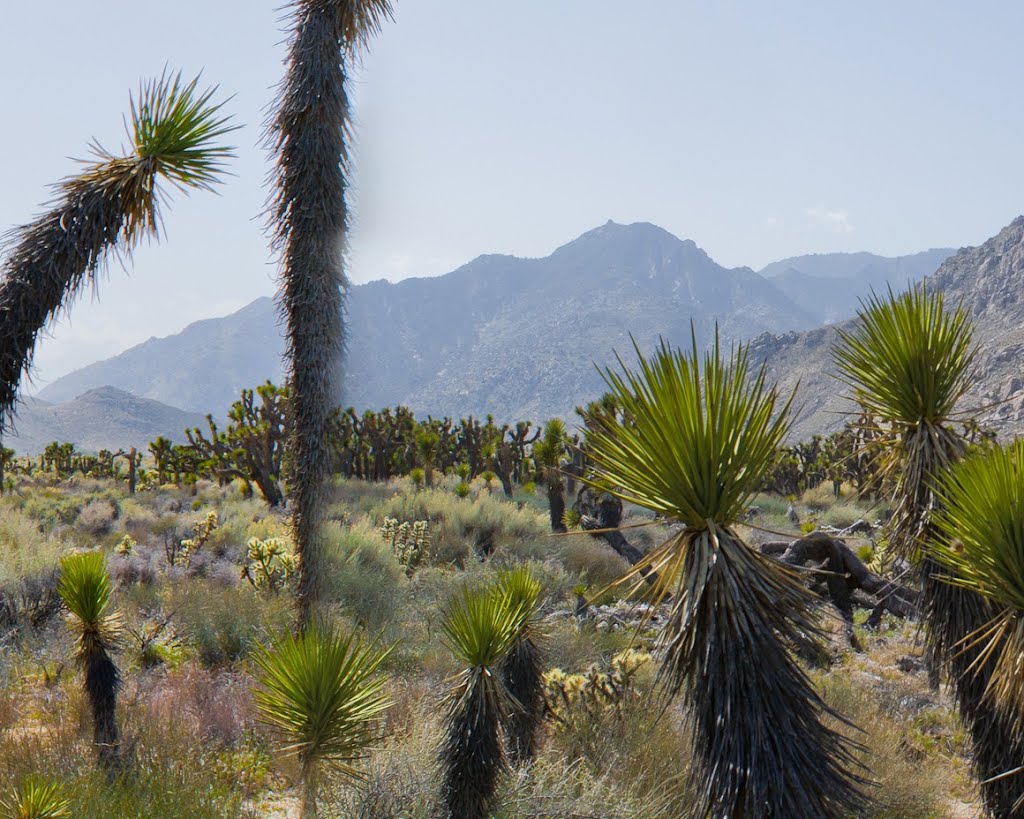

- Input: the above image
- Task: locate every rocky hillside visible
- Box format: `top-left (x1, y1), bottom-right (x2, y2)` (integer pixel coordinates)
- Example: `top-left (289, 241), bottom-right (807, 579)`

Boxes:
top-left (38, 221), bottom-right (958, 425)
top-left (750, 217), bottom-right (1024, 440)
top-left (4, 387), bottom-right (205, 454)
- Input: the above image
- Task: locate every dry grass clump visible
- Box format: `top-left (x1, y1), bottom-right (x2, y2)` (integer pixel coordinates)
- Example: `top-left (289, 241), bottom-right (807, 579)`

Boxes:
top-left (816, 664), bottom-right (974, 817)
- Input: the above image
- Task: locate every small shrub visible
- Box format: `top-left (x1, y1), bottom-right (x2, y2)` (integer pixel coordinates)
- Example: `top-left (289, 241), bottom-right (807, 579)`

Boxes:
top-left (77, 499), bottom-right (119, 535)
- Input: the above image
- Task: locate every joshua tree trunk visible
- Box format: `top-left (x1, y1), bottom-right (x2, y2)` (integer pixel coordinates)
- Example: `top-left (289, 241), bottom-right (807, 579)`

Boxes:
top-left (547, 477), bottom-right (566, 533)
top-left (86, 652), bottom-right (121, 774)
top-left (269, 1), bottom-right (391, 629)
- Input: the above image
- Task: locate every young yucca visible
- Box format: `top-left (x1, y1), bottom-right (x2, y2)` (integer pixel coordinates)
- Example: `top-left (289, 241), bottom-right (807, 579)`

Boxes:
top-left (494, 566), bottom-right (546, 763)
top-left (0, 72), bottom-right (235, 430)
top-left (0, 776), bottom-right (70, 819)
top-left (833, 286), bottom-right (1024, 816)
top-left (252, 625), bottom-right (392, 819)
top-left (266, 0), bottom-right (393, 628)
top-left (439, 585), bottom-right (528, 819)
top-left (56, 552), bottom-right (124, 772)
top-left (583, 332), bottom-right (865, 818)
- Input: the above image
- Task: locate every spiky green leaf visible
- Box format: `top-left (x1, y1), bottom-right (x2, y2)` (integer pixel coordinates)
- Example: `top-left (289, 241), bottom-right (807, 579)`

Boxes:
top-left (252, 625), bottom-right (392, 782)
top-left (0, 776), bottom-right (70, 819)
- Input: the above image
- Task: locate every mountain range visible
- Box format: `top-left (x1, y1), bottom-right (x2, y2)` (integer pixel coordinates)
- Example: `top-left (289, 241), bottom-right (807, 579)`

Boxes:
top-left (31, 221), bottom-right (953, 446)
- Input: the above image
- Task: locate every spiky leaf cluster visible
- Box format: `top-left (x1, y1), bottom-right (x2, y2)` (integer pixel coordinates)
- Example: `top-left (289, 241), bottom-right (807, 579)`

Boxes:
top-left (494, 567), bottom-right (545, 763)
top-left (439, 584), bottom-right (533, 819)
top-left (57, 552), bottom-right (122, 660)
top-left (833, 286), bottom-right (975, 557)
top-left (933, 440), bottom-right (1024, 722)
top-left (585, 333), bottom-right (792, 528)
top-left (0, 776), bottom-right (70, 819)
top-left (253, 625), bottom-right (392, 783)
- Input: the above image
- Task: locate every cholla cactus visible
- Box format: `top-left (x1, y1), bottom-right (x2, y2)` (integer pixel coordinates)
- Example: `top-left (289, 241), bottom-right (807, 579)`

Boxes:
top-left (242, 537), bottom-right (297, 593)
top-left (379, 517), bottom-right (430, 576)
top-left (543, 649), bottom-right (650, 723)
top-left (178, 511), bottom-right (218, 567)
top-left (113, 535), bottom-right (136, 557)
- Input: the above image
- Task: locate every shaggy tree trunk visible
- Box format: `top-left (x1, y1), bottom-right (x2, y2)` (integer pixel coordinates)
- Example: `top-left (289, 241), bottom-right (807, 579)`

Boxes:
top-left (85, 651), bottom-right (121, 775)
top-left (269, 4), bottom-right (353, 628)
top-left (547, 480), bottom-right (566, 533)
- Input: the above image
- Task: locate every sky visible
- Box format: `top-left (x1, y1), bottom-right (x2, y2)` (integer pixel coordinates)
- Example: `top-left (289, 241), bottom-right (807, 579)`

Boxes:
top-left (2, 1), bottom-right (1024, 387)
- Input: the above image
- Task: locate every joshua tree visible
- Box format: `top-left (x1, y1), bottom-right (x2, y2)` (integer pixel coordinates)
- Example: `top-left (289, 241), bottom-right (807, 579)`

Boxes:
top-left (57, 552), bottom-right (123, 773)
top-left (533, 419), bottom-right (569, 533)
top-left (253, 625), bottom-right (392, 818)
top-left (833, 286), bottom-right (1024, 816)
top-left (148, 436), bottom-right (174, 485)
top-left (582, 334), bottom-right (865, 818)
top-left (267, 0), bottom-right (393, 629)
top-left (494, 566), bottom-right (545, 764)
top-left (0, 73), bottom-right (234, 432)
top-left (439, 585), bottom-right (528, 819)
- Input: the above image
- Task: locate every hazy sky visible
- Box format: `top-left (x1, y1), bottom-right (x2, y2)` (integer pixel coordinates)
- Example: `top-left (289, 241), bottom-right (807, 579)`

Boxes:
top-left (2, 2), bottom-right (1023, 387)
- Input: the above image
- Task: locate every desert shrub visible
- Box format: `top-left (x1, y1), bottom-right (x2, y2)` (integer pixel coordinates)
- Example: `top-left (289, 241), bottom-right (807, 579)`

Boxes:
top-left (18, 490), bottom-right (82, 530)
top-left (107, 552), bottom-right (158, 587)
top-left (0, 510), bottom-right (65, 628)
top-left (76, 498), bottom-right (119, 535)
top-left (172, 584), bottom-right (287, 668)
top-left (136, 665), bottom-right (256, 746)
top-left (322, 521), bottom-right (405, 632)
top-left (371, 489), bottom-right (546, 565)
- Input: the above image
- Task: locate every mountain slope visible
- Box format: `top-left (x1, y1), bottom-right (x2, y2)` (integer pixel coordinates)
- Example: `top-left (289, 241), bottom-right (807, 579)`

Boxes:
top-left (40, 221), bottom-right (820, 421)
top-left (6, 387), bottom-right (205, 454)
top-left (749, 217), bottom-right (1024, 440)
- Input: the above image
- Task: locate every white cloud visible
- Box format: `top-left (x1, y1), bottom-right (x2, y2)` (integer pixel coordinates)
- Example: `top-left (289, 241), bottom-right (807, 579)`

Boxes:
top-left (806, 206), bottom-right (854, 233)
top-left (765, 215), bottom-right (782, 228)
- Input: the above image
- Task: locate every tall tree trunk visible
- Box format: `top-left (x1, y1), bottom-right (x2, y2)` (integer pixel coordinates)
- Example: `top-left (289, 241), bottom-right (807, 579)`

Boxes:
top-left (271, 6), bottom-right (352, 629)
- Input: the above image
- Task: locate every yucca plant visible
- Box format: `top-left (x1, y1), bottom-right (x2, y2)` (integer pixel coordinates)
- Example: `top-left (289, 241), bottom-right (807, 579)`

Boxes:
top-left (0, 72), bottom-right (235, 430)
top-left (494, 566), bottom-right (546, 764)
top-left (266, 0), bottom-right (393, 629)
top-left (583, 333), bottom-right (865, 818)
top-left (439, 585), bottom-right (528, 819)
top-left (833, 286), bottom-right (976, 558)
top-left (0, 776), bottom-right (70, 819)
top-left (933, 442), bottom-right (1024, 724)
top-left (833, 286), bottom-right (1024, 816)
top-left (252, 625), bottom-right (393, 818)
top-left (57, 551), bottom-right (124, 773)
